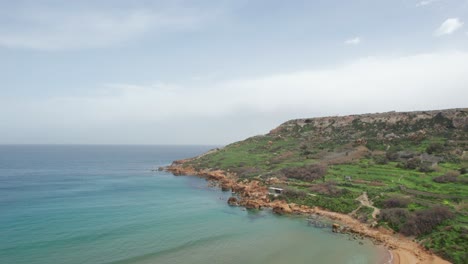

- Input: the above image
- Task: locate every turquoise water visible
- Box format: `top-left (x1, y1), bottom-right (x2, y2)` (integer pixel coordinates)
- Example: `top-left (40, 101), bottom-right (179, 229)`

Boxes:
top-left (0, 145), bottom-right (387, 264)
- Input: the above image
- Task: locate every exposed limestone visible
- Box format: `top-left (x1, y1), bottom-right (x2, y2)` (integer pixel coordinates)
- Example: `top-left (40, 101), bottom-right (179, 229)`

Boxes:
top-left (240, 199), bottom-right (263, 210)
top-left (332, 223), bottom-right (340, 233)
top-left (271, 200), bottom-right (292, 214)
top-left (227, 197), bottom-right (239, 206)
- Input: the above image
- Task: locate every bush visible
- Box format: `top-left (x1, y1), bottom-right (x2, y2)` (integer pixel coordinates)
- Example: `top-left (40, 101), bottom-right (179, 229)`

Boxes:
top-left (280, 164), bottom-right (327, 182)
top-left (426, 143), bottom-right (444, 154)
top-left (382, 197), bottom-right (410, 208)
top-left (403, 157), bottom-right (421, 170)
top-left (232, 166), bottom-right (262, 178)
top-left (433, 175), bottom-right (458, 183)
top-left (433, 171), bottom-right (461, 183)
top-left (373, 154), bottom-right (389, 165)
top-left (446, 170), bottom-right (461, 177)
top-left (379, 208), bottom-right (411, 231)
top-left (419, 162), bottom-right (435, 173)
top-left (424, 225), bottom-right (468, 264)
top-left (386, 150), bottom-right (399, 161)
top-left (380, 206), bottom-right (454, 236)
top-left (309, 182), bottom-right (350, 197)
top-left (400, 206), bottom-right (454, 236)
top-left (282, 187), bottom-right (307, 199)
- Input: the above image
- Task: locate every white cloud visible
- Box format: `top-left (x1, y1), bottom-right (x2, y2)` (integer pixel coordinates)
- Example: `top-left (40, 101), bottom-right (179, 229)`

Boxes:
top-left (434, 18), bottom-right (464, 36)
top-left (0, 8), bottom-right (204, 50)
top-left (1, 51), bottom-right (467, 144)
top-left (344, 37), bottom-right (361, 45)
top-left (416, 0), bottom-right (440, 7)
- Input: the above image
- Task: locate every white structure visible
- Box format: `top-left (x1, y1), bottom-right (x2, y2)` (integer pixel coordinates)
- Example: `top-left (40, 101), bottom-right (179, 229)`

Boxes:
top-left (268, 187), bottom-right (283, 196)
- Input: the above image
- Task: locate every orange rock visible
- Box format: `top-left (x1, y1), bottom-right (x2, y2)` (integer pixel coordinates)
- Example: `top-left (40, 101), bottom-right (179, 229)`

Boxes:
top-left (272, 203), bottom-right (292, 214)
top-left (227, 197), bottom-right (239, 206)
top-left (241, 199), bottom-right (263, 209)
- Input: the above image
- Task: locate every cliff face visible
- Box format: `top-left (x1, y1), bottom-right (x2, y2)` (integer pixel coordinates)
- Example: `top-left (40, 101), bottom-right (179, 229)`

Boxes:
top-left (279, 109), bottom-right (467, 131)
top-left (175, 108), bottom-right (467, 263)
top-left (271, 109), bottom-right (467, 145)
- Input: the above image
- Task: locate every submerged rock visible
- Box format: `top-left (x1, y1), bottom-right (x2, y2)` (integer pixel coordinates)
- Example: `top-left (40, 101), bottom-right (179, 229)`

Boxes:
top-left (227, 197), bottom-right (239, 206)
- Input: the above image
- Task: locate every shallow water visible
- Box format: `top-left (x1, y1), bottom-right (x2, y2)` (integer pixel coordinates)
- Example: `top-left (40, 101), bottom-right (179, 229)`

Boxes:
top-left (0, 145), bottom-right (386, 264)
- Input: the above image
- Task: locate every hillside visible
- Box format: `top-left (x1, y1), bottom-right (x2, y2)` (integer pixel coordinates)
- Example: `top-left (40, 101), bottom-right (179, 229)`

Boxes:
top-left (179, 108), bottom-right (468, 263)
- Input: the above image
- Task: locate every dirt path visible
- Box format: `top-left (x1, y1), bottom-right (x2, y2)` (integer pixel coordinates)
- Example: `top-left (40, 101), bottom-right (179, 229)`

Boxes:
top-left (356, 191), bottom-right (380, 219)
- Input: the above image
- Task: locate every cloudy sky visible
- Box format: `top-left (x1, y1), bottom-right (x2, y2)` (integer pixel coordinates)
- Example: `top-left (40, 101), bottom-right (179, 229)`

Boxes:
top-left (1, 0), bottom-right (467, 145)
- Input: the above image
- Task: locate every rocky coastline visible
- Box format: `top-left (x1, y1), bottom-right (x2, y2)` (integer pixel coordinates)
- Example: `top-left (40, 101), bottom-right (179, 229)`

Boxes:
top-left (166, 160), bottom-right (451, 264)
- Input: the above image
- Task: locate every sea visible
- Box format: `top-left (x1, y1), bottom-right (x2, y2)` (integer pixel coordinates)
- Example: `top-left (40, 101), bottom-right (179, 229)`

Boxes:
top-left (0, 145), bottom-right (389, 264)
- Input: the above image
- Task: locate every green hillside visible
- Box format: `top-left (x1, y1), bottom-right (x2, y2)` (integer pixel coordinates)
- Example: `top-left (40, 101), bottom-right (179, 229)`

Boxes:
top-left (184, 109), bottom-right (468, 263)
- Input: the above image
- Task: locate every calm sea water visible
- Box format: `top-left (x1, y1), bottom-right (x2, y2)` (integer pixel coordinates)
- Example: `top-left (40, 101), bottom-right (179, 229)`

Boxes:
top-left (0, 145), bottom-right (387, 264)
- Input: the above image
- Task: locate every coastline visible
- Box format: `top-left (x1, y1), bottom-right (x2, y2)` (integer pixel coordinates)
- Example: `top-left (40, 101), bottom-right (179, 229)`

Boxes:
top-left (166, 162), bottom-right (451, 264)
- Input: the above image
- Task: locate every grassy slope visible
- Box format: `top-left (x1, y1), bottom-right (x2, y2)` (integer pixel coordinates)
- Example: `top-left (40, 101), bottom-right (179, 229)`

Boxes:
top-left (185, 109), bottom-right (468, 263)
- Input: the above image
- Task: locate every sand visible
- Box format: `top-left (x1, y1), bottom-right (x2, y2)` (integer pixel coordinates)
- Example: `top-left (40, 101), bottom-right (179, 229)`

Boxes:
top-left (310, 208), bottom-right (451, 264)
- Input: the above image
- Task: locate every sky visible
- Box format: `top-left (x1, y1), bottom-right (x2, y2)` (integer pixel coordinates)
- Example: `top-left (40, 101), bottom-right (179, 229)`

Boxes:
top-left (0, 0), bottom-right (467, 145)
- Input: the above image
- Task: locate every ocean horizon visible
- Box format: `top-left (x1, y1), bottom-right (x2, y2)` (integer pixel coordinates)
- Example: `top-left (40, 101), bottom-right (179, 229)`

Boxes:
top-left (0, 145), bottom-right (388, 264)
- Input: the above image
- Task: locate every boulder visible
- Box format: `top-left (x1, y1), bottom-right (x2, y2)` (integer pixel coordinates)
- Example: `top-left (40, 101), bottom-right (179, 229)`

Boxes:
top-left (220, 180), bottom-right (233, 191)
top-left (332, 223), bottom-right (340, 233)
top-left (272, 203), bottom-right (292, 214)
top-left (227, 197), bottom-right (239, 206)
top-left (242, 199), bottom-right (263, 209)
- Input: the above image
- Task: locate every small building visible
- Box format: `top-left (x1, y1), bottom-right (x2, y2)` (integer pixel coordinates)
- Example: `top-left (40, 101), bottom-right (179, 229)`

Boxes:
top-left (268, 187), bottom-right (284, 196)
top-left (344, 176), bottom-right (352, 181)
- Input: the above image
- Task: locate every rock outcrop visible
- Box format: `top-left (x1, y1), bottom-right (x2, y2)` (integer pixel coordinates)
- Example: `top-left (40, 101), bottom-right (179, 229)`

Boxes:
top-left (227, 197), bottom-right (239, 206)
top-left (271, 201), bottom-right (293, 214)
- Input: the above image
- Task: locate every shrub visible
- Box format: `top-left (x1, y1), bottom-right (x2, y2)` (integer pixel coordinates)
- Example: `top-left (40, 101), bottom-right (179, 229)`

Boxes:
top-left (419, 162), bottom-right (435, 173)
top-left (382, 197), bottom-right (410, 208)
top-left (309, 182), bottom-right (350, 197)
top-left (459, 168), bottom-right (467, 175)
top-left (282, 187), bottom-right (307, 199)
top-left (426, 143), bottom-right (444, 154)
top-left (379, 208), bottom-right (410, 231)
top-left (400, 206), bottom-right (454, 236)
top-left (373, 154), bottom-right (389, 165)
top-left (366, 140), bottom-right (385, 151)
top-left (232, 166), bottom-right (261, 178)
top-left (433, 171), bottom-right (461, 183)
top-left (386, 150), bottom-right (399, 161)
top-left (433, 175), bottom-right (457, 183)
top-left (445, 170), bottom-right (461, 177)
top-left (404, 157), bottom-right (421, 170)
top-left (280, 164), bottom-right (327, 182)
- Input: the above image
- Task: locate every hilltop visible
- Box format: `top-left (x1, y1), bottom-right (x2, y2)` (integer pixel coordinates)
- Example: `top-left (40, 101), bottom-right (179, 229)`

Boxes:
top-left (170, 108), bottom-right (468, 263)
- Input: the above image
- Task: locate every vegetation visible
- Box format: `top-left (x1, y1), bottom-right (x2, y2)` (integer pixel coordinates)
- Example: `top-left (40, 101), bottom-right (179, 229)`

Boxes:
top-left (354, 206), bottom-right (374, 223)
top-left (379, 206), bottom-right (454, 236)
top-left (381, 197), bottom-right (410, 208)
top-left (183, 109), bottom-right (468, 263)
